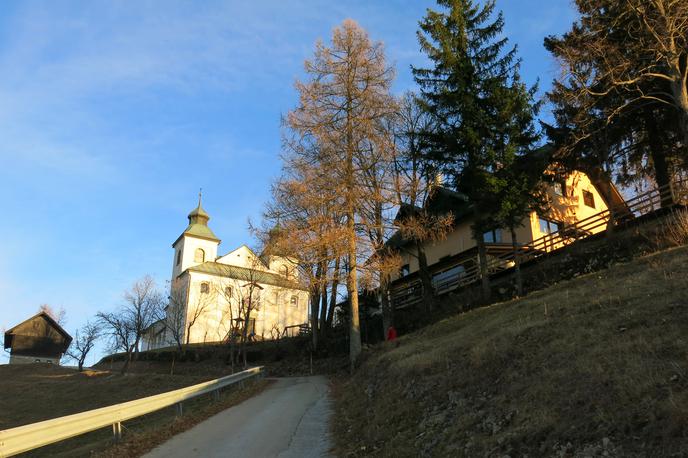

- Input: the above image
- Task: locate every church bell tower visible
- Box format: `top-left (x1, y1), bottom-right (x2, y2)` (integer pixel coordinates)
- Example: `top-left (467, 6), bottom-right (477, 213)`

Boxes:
top-left (171, 192), bottom-right (220, 280)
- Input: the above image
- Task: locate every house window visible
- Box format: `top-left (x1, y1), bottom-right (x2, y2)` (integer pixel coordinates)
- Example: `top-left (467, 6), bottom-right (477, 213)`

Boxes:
top-left (176, 250), bottom-right (181, 266)
top-left (290, 295), bottom-right (299, 307)
top-left (553, 181), bottom-right (566, 197)
top-left (400, 264), bottom-right (410, 277)
top-left (538, 217), bottom-right (561, 235)
top-left (224, 286), bottom-right (232, 298)
top-left (483, 229), bottom-right (502, 243)
top-left (200, 282), bottom-right (210, 294)
top-left (274, 292), bottom-right (280, 307)
top-left (194, 248), bottom-right (205, 263)
top-left (582, 190), bottom-right (595, 208)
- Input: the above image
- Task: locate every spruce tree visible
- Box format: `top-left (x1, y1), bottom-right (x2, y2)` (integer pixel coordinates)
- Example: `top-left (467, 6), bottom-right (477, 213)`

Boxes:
top-left (413, 0), bottom-right (540, 300)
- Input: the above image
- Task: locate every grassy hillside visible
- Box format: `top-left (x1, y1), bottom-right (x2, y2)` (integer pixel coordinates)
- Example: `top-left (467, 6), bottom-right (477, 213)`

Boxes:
top-left (334, 246), bottom-right (688, 457)
top-left (0, 364), bottom-right (216, 429)
top-left (0, 364), bottom-right (266, 457)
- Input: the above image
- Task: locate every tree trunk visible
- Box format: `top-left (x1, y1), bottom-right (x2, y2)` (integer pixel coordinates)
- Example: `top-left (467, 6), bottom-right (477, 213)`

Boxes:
top-left (319, 278), bottom-right (328, 339)
top-left (230, 339), bottom-right (235, 374)
top-left (121, 346), bottom-right (133, 375)
top-left (416, 240), bottom-right (435, 311)
top-left (310, 263), bottom-right (322, 351)
top-left (380, 274), bottom-right (393, 339)
top-left (347, 210), bottom-right (361, 370)
top-left (242, 308), bottom-right (251, 369)
top-left (345, 93), bottom-right (361, 370)
top-left (510, 226), bottom-right (523, 297)
top-left (476, 235), bottom-right (491, 302)
top-left (326, 257), bottom-right (340, 331)
top-left (646, 109), bottom-right (674, 207)
top-left (670, 75), bottom-right (688, 156)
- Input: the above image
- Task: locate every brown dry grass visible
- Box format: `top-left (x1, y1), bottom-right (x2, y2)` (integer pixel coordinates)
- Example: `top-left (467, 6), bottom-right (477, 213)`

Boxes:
top-left (0, 364), bottom-right (268, 457)
top-left (0, 365), bottom-right (215, 430)
top-left (333, 246), bottom-right (688, 457)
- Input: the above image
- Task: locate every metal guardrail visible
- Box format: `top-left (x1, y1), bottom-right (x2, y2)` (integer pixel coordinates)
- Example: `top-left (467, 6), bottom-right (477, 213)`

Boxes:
top-left (0, 366), bottom-right (263, 457)
top-left (391, 178), bottom-right (688, 306)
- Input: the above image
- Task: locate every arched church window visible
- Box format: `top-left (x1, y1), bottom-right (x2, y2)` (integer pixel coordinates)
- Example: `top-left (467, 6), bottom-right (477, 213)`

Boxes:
top-left (200, 282), bottom-right (209, 294)
top-left (195, 248), bottom-right (205, 263)
top-left (281, 265), bottom-right (290, 279)
top-left (176, 250), bottom-right (181, 266)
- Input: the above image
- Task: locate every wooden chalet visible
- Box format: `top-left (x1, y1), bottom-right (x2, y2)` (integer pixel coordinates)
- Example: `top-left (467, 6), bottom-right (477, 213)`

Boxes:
top-left (3, 312), bottom-right (72, 365)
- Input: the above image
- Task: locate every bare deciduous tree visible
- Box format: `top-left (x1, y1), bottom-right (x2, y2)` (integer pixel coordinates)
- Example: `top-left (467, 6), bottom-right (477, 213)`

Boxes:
top-left (66, 321), bottom-right (100, 371)
top-left (97, 275), bottom-right (162, 374)
top-left (38, 304), bottom-right (67, 327)
top-left (161, 278), bottom-right (188, 352)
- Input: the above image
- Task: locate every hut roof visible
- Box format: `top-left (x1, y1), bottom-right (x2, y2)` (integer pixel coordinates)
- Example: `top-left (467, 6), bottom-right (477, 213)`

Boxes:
top-left (4, 312), bottom-right (73, 352)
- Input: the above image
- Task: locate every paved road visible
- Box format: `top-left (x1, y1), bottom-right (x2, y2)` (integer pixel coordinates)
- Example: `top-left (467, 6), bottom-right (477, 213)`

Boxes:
top-left (144, 376), bottom-right (333, 458)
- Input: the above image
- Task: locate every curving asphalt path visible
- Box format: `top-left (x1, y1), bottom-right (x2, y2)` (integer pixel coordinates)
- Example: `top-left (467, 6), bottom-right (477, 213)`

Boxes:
top-left (143, 376), bottom-right (333, 458)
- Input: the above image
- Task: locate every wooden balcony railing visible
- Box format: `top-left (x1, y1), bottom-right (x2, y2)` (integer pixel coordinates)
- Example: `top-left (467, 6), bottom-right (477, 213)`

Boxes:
top-left (391, 178), bottom-right (687, 308)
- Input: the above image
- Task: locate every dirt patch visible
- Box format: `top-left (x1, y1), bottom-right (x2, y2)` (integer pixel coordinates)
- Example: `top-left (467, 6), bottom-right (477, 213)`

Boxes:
top-left (333, 246), bottom-right (688, 457)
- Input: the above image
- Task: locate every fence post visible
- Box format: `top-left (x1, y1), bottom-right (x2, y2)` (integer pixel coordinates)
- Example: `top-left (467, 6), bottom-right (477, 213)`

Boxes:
top-left (112, 422), bottom-right (122, 442)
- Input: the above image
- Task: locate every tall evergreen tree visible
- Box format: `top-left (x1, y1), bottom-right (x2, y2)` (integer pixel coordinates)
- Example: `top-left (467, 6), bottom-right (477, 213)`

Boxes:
top-left (413, 0), bottom-right (540, 300)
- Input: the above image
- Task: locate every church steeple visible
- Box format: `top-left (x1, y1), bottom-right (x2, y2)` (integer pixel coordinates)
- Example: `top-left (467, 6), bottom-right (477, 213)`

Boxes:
top-left (174, 191), bottom-right (220, 246)
top-left (188, 189), bottom-right (211, 227)
top-left (171, 191), bottom-right (221, 279)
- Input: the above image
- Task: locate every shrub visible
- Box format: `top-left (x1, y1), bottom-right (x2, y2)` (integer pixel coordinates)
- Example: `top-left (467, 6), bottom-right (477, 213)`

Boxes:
top-left (664, 209), bottom-right (688, 246)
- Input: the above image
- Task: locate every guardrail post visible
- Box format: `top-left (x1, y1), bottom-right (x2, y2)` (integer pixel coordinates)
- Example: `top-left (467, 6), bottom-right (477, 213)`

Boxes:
top-left (112, 422), bottom-right (122, 442)
top-left (175, 402), bottom-right (183, 417)
top-left (213, 389), bottom-right (220, 402)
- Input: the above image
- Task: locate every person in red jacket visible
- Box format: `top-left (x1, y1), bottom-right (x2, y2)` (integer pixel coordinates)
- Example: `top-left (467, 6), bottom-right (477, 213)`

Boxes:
top-left (386, 325), bottom-right (397, 342)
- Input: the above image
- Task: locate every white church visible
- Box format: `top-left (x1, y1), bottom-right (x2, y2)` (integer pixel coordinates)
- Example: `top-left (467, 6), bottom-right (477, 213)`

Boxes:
top-left (142, 197), bottom-right (310, 350)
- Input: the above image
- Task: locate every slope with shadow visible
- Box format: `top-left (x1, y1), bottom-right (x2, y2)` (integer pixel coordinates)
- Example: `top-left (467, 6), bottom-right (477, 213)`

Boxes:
top-left (334, 246), bottom-right (688, 457)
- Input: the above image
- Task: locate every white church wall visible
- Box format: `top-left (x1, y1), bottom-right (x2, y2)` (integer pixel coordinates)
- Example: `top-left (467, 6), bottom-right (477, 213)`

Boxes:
top-left (172, 236), bottom-right (219, 279)
top-left (183, 271), bottom-right (309, 344)
top-left (216, 245), bottom-right (269, 271)
top-left (264, 255), bottom-right (302, 281)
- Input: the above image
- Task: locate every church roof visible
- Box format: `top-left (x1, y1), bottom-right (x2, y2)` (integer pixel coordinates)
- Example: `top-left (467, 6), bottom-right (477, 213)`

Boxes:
top-left (187, 262), bottom-right (307, 291)
top-left (173, 194), bottom-right (220, 246)
top-left (180, 220), bottom-right (220, 242)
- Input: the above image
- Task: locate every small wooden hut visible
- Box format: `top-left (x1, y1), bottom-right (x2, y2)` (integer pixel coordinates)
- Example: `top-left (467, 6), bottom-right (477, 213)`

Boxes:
top-left (4, 312), bottom-right (72, 365)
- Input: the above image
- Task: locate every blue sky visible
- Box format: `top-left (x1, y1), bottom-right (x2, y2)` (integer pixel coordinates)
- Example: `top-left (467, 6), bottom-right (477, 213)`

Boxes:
top-left (0, 0), bottom-right (576, 364)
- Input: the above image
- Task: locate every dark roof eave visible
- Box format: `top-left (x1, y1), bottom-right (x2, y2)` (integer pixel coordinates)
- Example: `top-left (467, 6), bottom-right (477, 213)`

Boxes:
top-left (172, 232), bottom-right (221, 247)
top-left (186, 264), bottom-right (309, 291)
